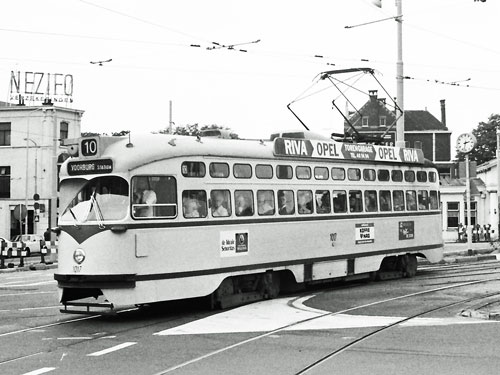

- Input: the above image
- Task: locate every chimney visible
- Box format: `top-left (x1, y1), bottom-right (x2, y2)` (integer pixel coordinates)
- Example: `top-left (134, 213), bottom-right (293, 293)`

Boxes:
top-left (369, 90), bottom-right (378, 99)
top-left (440, 99), bottom-right (446, 127)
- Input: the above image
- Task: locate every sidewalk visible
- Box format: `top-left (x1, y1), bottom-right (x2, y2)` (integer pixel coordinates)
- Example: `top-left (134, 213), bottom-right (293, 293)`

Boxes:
top-left (441, 241), bottom-right (500, 264)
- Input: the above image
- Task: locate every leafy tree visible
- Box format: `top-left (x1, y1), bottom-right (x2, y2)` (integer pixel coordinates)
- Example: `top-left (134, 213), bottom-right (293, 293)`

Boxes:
top-left (80, 130), bottom-right (130, 137)
top-left (457, 114), bottom-right (500, 165)
top-left (157, 123), bottom-right (238, 139)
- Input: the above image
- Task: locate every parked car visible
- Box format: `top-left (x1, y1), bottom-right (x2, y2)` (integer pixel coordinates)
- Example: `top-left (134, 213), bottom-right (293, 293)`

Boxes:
top-left (11, 234), bottom-right (44, 256)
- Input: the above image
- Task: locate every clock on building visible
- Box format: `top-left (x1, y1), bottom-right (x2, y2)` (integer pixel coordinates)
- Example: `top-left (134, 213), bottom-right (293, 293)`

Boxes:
top-left (456, 133), bottom-right (477, 154)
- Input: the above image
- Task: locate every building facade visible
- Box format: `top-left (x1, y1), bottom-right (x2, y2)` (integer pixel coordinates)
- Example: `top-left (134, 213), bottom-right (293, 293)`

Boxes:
top-left (0, 102), bottom-right (83, 239)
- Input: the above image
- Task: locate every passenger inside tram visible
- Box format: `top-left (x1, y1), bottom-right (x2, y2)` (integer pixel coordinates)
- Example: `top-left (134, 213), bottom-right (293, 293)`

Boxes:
top-left (183, 199), bottom-right (200, 218)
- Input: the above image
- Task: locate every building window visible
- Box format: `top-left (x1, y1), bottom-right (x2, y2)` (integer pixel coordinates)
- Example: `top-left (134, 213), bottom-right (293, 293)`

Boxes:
top-left (464, 201), bottom-right (477, 226)
top-left (0, 166), bottom-right (10, 198)
top-left (379, 116), bottom-right (386, 127)
top-left (60, 121), bottom-right (69, 140)
top-left (0, 123), bottom-right (11, 146)
top-left (447, 202), bottom-right (459, 228)
top-left (361, 116), bottom-right (369, 127)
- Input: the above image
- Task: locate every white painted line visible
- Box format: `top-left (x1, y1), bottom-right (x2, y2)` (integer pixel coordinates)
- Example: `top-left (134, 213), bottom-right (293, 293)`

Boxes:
top-left (87, 342), bottom-right (137, 357)
top-left (155, 295), bottom-right (494, 336)
top-left (19, 306), bottom-right (61, 311)
top-left (0, 280), bottom-right (56, 287)
top-left (21, 367), bottom-right (56, 375)
top-left (0, 291), bottom-right (53, 297)
top-left (57, 337), bottom-right (93, 340)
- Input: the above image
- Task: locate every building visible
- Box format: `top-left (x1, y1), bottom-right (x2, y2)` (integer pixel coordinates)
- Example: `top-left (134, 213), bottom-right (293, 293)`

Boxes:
top-left (345, 91), bottom-right (453, 178)
top-left (0, 101), bottom-right (83, 239)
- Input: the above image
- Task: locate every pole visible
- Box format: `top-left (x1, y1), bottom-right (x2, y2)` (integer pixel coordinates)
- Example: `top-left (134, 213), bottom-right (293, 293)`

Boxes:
top-left (395, 0), bottom-right (405, 147)
top-left (466, 154), bottom-right (473, 255)
top-left (25, 129), bottom-right (29, 235)
top-left (49, 109), bottom-right (58, 246)
top-left (169, 100), bottom-right (173, 134)
top-left (497, 125), bottom-right (500, 239)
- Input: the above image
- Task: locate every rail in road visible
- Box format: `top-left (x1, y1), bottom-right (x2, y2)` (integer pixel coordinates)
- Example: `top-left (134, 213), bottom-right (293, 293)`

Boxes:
top-left (1, 260), bottom-right (500, 375)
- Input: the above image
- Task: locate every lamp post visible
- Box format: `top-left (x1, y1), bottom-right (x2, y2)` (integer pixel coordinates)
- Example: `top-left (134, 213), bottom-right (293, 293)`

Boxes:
top-left (395, 0), bottom-right (405, 147)
top-left (497, 125), bottom-right (500, 238)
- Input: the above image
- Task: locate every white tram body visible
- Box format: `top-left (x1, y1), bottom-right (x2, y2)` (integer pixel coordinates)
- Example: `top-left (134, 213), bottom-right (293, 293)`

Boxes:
top-left (55, 133), bottom-right (443, 313)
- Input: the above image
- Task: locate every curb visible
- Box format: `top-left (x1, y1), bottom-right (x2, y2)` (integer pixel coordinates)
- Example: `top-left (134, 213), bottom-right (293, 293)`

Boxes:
top-left (460, 309), bottom-right (500, 321)
top-left (0, 262), bottom-right (58, 273)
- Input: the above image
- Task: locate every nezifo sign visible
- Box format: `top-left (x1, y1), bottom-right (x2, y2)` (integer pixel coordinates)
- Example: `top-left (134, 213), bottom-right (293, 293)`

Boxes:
top-left (9, 70), bottom-right (74, 103)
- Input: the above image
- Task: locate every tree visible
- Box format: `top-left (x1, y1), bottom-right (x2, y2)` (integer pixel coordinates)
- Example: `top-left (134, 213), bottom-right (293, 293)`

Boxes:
top-left (157, 123), bottom-right (239, 139)
top-left (457, 114), bottom-right (500, 165)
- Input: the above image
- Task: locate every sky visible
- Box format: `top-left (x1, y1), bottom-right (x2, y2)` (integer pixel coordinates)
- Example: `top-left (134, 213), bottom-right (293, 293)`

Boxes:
top-left (1, 0), bottom-right (499, 148)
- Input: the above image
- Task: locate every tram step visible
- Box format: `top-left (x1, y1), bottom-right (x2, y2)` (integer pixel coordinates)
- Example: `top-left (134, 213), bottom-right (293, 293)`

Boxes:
top-left (61, 301), bottom-right (116, 315)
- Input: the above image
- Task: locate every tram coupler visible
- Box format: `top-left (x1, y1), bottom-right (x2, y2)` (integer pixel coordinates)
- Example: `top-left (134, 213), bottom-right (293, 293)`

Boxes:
top-left (60, 301), bottom-right (116, 315)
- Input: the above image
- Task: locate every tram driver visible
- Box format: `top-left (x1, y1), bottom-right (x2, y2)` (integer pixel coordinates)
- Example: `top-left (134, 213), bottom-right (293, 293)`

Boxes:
top-left (133, 177), bottom-right (157, 217)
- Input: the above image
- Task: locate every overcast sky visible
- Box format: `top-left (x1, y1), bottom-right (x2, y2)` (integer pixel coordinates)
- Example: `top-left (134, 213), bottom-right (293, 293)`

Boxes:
top-left (1, 0), bottom-right (499, 146)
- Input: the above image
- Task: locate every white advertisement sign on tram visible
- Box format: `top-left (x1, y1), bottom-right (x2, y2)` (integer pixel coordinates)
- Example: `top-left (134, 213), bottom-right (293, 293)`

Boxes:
top-left (355, 223), bottom-right (375, 245)
top-left (273, 138), bottom-right (424, 164)
top-left (220, 230), bottom-right (249, 257)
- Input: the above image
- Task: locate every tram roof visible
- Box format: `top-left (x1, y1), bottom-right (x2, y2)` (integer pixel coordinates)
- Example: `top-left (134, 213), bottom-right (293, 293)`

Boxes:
top-left (61, 133), bottom-right (428, 179)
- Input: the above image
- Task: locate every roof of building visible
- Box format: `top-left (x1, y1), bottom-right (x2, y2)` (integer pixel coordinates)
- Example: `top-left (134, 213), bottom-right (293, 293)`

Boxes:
top-left (345, 91), bottom-right (447, 132)
top-left (440, 176), bottom-right (485, 195)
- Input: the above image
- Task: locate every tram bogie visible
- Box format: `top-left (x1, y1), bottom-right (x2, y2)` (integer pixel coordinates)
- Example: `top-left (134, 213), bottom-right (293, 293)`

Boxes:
top-left (54, 133), bottom-right (443, 314)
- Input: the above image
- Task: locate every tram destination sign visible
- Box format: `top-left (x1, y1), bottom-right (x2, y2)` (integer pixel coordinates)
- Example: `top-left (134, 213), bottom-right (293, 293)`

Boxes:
top-left (67, 159), bottom-right (113, 176)
top-left (273, 138), bottom-right (424, 164)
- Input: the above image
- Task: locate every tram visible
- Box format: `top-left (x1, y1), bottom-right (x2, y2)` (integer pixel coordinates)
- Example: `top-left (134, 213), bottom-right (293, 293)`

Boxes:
top-left (54, 131), bottom-right (443, 314)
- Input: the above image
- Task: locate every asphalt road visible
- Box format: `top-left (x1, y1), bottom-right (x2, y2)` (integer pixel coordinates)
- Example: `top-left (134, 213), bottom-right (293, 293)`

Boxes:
top-left (1, 259), bottom-right (500, 375)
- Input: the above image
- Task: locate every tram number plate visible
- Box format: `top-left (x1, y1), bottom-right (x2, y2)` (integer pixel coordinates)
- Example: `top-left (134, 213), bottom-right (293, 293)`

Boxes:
top-left (73, 265), bottom-right (82, 273)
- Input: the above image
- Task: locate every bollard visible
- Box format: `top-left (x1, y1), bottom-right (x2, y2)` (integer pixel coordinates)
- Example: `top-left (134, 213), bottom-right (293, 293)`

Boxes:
top-left (485, 224), bottom-right (491, 242)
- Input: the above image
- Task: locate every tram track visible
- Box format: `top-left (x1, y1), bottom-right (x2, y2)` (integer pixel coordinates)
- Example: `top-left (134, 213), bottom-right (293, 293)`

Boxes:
top-left (151, 276), bottom-right (500, 375)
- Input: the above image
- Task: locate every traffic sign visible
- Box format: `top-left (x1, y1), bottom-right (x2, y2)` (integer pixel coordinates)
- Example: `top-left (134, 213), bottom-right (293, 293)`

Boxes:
top-left (13, 204), bottom-right (27, 221)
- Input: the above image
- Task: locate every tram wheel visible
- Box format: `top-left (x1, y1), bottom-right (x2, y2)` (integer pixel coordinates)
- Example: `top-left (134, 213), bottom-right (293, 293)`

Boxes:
top-left (398, 254), bottom-right (417, 278)
top-left (262, 272), bottom-right (280, 299)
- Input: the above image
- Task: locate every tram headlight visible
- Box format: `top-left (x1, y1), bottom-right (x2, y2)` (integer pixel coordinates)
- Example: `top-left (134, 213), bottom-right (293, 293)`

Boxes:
top-left (73, 249), bottom-right (86, 264)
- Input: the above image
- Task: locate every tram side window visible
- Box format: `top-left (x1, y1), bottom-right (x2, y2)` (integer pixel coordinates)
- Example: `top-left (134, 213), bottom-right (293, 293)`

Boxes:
top-left (391, 170), bottom-right (403, 182)
top-left (181, 161), bottom-right (206, 177)
top-left (257, 190), bottom-right (275, 215)
top-left (297, 190), bottom-right (313, 214)
top-left (209, 163), bottom-right (229, 178)
top-left (277, 165), bottom-right (293, 179)
top-left (182, 190), bottom-right (207, 218)
top-left (296, 166), bottom-right (311, 180)
top-left (429, 171), bottom-right (437, 183)
top-left (331, 167), bottom-right (345, 181)
top-left (315, 190), bottom-right (331, 214)
top-left (256, 164), bottom-right (273, 179)
top-left (132, 176), bottom-right (177, 219)
top-left (393, 190), bottom-right (405, 211)
top-left (404, 170), bottom-right (415, 183)
top-left (348, 168), bottom-right (361, 181)
top-left (406, 190), bottom-right (417, 211)
top-left (314, 167), bottom-right (329, 180)
top-left (233, 164), bottom-right (252, 179)
top-left (364, 190), bottom-right (378, 212)
top-left (418, 190), bottom-right (429, 210)
top-left (235, 190), bottom-right (254, 216)
top-left (333, 190), bottom-right (347, 213)
top-left (278, 190), bottom-right (295, 215)
top-left (210, 190), bottom-right (231, 217)
top-left (430, 190), bottom-right (439, 209)
top-left (417, 171), bottom-right (427, 182)
top-left (349, 190), bottom-right (363, 212)
top-left (363, 169), bottom-right (376, 181)
top-left (377, 169), bottom-right (390, 182)
top-left (379, 190), bottom-right (392, 211)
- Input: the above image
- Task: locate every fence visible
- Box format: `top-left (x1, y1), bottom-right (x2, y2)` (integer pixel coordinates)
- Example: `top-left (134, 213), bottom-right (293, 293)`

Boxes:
top-left (0, 239), bottom-right (58, 269)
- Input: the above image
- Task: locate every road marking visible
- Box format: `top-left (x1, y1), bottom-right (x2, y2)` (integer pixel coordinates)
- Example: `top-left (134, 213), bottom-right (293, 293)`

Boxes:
top-left (21, 368), bottom-right (56, 375)
top-left (0, 291), bottom-right (53, 297)
top-left (19, 306), bottom-right (60, 311)
top-left (87, 342), bottom-right (137, 357)
top-left (57, 337), bottom-right (93, 340)
top-left (0, 280), bottom-right (56, 287)
top-left (155, 295), bottom-right (494, 336)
